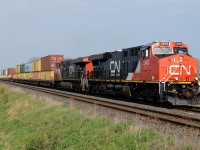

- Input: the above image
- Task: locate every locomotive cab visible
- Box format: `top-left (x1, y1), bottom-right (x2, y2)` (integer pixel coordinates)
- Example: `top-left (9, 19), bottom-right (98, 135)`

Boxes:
top-left (149, 41), bottom-right (199, 105)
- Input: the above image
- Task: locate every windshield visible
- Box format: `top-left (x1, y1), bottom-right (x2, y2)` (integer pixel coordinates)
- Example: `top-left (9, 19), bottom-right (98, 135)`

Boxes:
top-left (153, 47), bottom-right (172, 55)
top-left (174, 48), bottom-right (188, 54)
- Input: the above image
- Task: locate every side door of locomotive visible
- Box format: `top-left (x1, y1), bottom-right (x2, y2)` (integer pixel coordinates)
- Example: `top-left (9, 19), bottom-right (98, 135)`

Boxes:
top-left (140, 47), bottom-right (152, 81)
top-left (122, 50), bottom-right (129, 79)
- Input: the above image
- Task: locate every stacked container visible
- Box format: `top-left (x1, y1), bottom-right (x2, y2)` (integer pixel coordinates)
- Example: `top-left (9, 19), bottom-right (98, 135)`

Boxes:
top-left (31, 59), bottom-right (41, 80)
top-left (25, 63), bottom-right (32, 73)
top-left (20, 64), bottom-right (25, 73)
top-left (8, 68), bottom-right (15, 78)
top-left (41, 71), bottom-right (54, 80)
top-left (24, 73), bottom-right (31, 79)
top-left (32, 59), bottom-right (41, 72)
top-left (19, 73), bottom-right (25, 79)
top-left (1, 70), bottom-right (4, 78)
top-left (32, 72), bottom-right (41, 80)
top-left (40, 55), bottom-right (64, 80)
top-left (41, 55), bottom-right (64, 71)
top-left (8, 68), bottom-right (15, 75)
top-left (0, 70), bottom-right (3, 78)
top-left (16, 65), bottom-right (21, 74)
top-left (2, 70), bottom-right (8, 78)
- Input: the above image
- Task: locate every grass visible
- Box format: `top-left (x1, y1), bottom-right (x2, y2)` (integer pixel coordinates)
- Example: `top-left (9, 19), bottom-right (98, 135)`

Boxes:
top-left (0, 84), bottom-right (198, 150)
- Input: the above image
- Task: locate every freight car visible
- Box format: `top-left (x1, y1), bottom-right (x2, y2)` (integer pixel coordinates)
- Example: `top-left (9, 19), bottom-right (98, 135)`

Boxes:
top-left (13, 55), bottom-right (64, 86)
top-left (1, 41), bottom-right (199, 106)
top-left (54, 41), bottom-right (200, 105)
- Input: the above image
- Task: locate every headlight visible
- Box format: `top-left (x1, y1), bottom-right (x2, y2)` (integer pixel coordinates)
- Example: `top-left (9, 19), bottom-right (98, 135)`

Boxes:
top-left (174, 77), bottom-right (178, 81)
top-left (195, 77), bottom-right (198, 81)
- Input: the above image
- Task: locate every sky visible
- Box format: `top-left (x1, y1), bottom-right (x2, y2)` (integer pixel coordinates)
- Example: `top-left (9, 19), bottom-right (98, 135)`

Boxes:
top-left (0, 0), bottom-right (200, 69)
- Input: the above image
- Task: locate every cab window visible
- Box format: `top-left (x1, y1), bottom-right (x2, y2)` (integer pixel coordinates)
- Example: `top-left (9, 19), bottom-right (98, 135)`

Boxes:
top-left (141, 48), bottom-right (150, 58)
top-left (174, 48), bottom-right (188, 54)
top-left (153, 47), bottom-right (172, 55)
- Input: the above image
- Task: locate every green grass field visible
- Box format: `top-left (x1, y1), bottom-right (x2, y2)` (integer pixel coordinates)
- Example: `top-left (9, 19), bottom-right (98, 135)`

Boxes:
top-left (0, 84), bottom-right (198, 150)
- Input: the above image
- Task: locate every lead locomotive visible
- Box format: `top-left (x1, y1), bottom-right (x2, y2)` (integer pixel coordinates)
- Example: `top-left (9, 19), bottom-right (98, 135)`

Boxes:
top-left (54, 41), bottom-right (200, 105)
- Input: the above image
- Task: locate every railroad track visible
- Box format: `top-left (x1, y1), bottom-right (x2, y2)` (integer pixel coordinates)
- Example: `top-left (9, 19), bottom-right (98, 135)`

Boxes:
top-left (1, 80), bottom-right (200, 135)
top-left (175, 106), bottom-right (200, 114)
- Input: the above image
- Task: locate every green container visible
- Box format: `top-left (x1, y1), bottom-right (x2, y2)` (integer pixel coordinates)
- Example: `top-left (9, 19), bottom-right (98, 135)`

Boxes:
top-left (20, 64), bottom-right (25, 73)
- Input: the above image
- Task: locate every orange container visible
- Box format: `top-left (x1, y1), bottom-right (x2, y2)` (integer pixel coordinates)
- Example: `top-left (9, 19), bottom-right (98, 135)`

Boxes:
top-left (31, 72), bottom-right (41, 80)
top-left (41, 55), bottom-right (64, 71)
top-left (8, 68), bottom-right (15, 76)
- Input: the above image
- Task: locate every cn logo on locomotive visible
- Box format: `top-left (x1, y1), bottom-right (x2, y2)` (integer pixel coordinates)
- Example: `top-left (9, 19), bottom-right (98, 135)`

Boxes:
top-left (169, 65), bottom-right (191, 75)
top-left (110, 61), bottom-right (120, 76)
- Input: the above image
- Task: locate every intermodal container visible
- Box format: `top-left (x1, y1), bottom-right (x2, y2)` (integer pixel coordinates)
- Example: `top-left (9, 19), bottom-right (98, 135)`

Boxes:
top-left (19, 73), bottom-right (25, 79)
top-left (32, 59), bottom-right (41, 72)
top-left (16, 74), bottom-right (21, 79)
top-left (2, 70), bottom-right (5, 76)
top-left (15, 73), bottom-right (20, 79)
top-left (8, 68), bottom-right (15, 76)
top-left (41, 71), bottom-right (54, 80)
top-left (16, 65), bottom-right (21, 74)
top-left (5, 69), bottom-right (8, 76)
top-left (3, 69), bottom-right (9, 78)
top-left (31, 72), bottom-right (41, 80)
top-left (41, 55), bottom-right (64, 71)
top-left (20, 64), bottom-right (25, 73)
top-left (24, 73), bottom-right (31, 79)
top-left (12, 74), bottom-right (16, 79)
top-left (15, 74), bottom-right (18, 79)
top-left (0, 70), bottom-right (3, 78)
top-left (25, 63), bottom-right (32, 73)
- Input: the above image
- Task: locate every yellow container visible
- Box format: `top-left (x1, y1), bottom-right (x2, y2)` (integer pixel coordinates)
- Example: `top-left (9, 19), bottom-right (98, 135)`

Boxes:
top-left (41, 71), bottom-right (54, 80)
top-left (15, 74), bottom-right (19, 79)
top-left (19, 73), bottom-right (25, 79)
top-left (32, 59), bottom-right (41, 72)
top-left (16, 73), bottom-right (25, 79)
top-left (24, 73), bottom-right (31, 79)
top-left (16, 65), bottom-right (21, 74)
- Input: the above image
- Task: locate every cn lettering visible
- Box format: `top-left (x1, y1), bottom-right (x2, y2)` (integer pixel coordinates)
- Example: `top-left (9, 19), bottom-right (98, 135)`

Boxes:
top-left (169, 65), bottom-right (191, 75)
top-left (110, 61), bottom-right (120, 76)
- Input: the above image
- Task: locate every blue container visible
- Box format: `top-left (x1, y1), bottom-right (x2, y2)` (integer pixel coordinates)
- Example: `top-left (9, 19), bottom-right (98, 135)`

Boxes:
top-left (25, 63), bottom-right (32, 72)
top-left (20, 64), bottom-right (25, 73)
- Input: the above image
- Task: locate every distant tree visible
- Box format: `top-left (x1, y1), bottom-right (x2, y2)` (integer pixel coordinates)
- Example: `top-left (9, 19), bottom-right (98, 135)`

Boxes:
top-left (64, 57), bottom-right (72, 61)
top-left (28, 57), bottom-right (40, 63)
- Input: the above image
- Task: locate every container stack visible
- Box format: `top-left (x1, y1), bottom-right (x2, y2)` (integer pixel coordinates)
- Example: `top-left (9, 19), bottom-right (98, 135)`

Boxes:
top-left (24, 63), bottom-right (32, 79)
top-left (13, 54), bottom-right (64, 81)
top-left (8, 68), bottom-right (15, 78)
top-left (0, 70), bottom-right (2, 78)
top-left (40, 55), bottom-right (64, 80)
top-left (0, 68), bottom-right (15, 79)
top-left (31, 59), bottom-right (41, 80)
